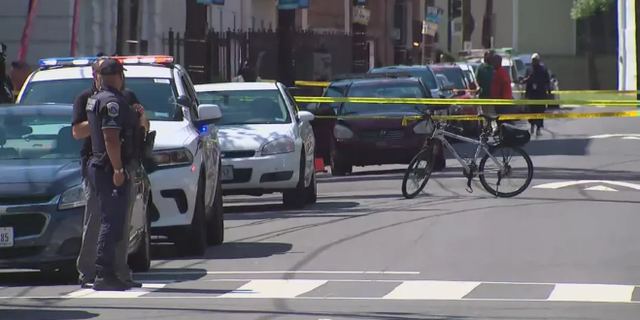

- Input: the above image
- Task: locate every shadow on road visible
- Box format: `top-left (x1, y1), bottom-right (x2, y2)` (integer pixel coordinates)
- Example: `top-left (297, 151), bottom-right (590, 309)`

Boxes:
top-left (224, 200), bottom-right (360, 214)
top-left (0, 270), bottom-right (75, 287)
top-left (0, 309), bottom-right (99, 320)
top-left (151, 241), bottom-right (292, 261)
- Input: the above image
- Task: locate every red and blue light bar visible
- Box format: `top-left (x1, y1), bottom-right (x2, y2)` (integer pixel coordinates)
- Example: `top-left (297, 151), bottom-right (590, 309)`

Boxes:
top-left (39, 55), bottom-right (174, 68)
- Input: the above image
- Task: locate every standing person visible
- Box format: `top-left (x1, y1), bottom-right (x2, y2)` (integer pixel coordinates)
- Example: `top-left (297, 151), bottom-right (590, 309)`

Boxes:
top-left (85, 59), bottom-right (140, 291)
top-left (475, 50), bottom-right (495, 114)
top-left (231, 61), bottom-right (261, 82)
top-left (523, 53), bottom-right (551, 136)
top-left (0, 43), bottom-right (13, 103)
top-left (489, 54), bottom-right (512, 127)
top-left (73, 57), bottom-right (145, 289)
top-left (9, 61), bottom-right (31, 99)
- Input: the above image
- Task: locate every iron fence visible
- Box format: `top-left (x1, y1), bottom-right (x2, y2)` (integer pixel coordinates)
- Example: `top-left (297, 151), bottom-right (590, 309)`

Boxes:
top-left (163, 28), bottom-right (376, 85)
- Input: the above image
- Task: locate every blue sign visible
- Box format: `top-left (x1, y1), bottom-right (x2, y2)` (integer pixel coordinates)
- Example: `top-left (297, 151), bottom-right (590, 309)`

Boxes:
top-left (197, 0), bottom-right (224, 4)
top-left (278, 0), bottom-right (309, 9)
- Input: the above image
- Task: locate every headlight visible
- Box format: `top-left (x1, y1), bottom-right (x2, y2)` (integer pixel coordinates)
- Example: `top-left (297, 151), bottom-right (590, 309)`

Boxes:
top-left (413, 120), bottom-right (435, 135)
top-left (333, 124), bottom-right (354, 139)
top-left (153, 148), bottom-right (194, 168)
top-left (58, 185), bottom-right (86, 210)
top-left (261, 138), bottom-right (295, 155)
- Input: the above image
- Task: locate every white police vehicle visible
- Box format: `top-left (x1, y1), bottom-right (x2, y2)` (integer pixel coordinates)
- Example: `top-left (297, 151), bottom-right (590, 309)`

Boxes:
top-left (16, 55), bottom-right (224, 257)
top-left (194, 82), bottom-right (317, 208)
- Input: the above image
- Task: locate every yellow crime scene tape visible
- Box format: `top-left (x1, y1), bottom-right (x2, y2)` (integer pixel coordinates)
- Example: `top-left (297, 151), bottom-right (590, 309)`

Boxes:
top-left (311, 111), bottom-right (640, 126)
top-left (293, 96), bottom-right (640, 107)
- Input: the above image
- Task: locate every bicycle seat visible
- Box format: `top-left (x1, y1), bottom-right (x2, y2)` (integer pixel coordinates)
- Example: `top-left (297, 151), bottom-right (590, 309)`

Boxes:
top-left (479, 114), bottom-right (500, 121)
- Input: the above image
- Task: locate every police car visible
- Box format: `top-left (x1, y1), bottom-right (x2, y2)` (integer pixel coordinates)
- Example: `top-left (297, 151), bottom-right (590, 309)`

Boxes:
top-left (16, 55), bottom-right (224, 257)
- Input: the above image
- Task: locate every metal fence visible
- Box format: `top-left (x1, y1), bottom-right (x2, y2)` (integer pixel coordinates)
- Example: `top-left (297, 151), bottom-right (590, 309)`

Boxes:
top-left (163, 28), bottom-right (375, 85)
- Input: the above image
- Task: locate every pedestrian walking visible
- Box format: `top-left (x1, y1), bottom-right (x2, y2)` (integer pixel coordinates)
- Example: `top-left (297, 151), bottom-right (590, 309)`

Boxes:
top-left (475, 50), bottom-right (495, 115)
top-left (523, 53), bottom-right (551, 137)
top-left (489, 53), bottom-right (512, 127)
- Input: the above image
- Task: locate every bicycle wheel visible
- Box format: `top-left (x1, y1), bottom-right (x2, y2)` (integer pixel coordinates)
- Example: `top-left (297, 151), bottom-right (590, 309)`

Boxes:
top-left (402, 147), bottom-right (434, 199)
top-left (478, 145), bottom-right (533, 198)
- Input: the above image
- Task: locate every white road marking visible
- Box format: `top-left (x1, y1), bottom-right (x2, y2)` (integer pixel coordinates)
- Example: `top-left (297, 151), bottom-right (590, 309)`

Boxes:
top-left (584, 185), bottom-right (618, 191)
top-left (590, 134), bottom-right (640, 139)
top-left (533, 180), bottom-right (640, 190)
top-left (141, 270), bottom-right (420, 276)
top-left (621, 136), bottom-right (640, 140)
top-left (548, 283), bottom-right (635, 302)
top-left (63, 283), bottom-right (167, 299)
top-left (382, 280), bottom-right (481, 300)
top-left (216, 279), bottom-right (328, 299)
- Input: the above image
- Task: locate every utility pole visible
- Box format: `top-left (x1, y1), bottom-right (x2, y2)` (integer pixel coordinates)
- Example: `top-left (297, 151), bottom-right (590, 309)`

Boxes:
top-left (120, 0), bottom-right (131, 55)
top-left (421, 0), bottom-right (435, 64)
top-left (461, 0), bottom-right (471, 50)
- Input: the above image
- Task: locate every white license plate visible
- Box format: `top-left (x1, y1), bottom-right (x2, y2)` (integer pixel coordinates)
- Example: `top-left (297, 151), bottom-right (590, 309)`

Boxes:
top-left (221, 165), bottom-right (234, 181)
top-left (0, 227), bottom-right (14, 247)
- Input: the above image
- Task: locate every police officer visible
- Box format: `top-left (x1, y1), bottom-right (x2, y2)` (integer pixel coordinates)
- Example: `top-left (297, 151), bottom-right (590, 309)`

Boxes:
top-left (74, 57), bottom-right (145, 289)
top-left (86, 59), bottom-right (139, 291)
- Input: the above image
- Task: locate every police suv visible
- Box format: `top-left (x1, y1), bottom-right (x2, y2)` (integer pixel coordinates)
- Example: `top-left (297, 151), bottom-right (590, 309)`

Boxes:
top-left (16, 55), bottom-right (224, 257)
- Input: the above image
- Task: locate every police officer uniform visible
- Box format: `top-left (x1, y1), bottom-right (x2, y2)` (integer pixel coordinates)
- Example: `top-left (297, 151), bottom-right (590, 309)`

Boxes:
top-left (86, 59), bottom-right (139, 291)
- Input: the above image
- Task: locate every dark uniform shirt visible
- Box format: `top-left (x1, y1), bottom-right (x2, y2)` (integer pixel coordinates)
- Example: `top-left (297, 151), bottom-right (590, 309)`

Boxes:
top-left (86, 87), bottom-right (138, 167)
top-left (524, 64), bottom-right (551, 99)
top-left (73, 85), bottom-right (140, 158)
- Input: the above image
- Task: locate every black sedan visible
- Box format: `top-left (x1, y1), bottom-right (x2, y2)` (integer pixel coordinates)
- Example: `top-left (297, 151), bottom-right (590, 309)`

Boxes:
top-left (0, 104), bottom-right (152, 278)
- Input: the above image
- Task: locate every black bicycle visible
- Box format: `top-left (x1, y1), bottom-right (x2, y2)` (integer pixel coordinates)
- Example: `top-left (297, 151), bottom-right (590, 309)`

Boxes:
top-left (401, 109), bottom-right (534, 199)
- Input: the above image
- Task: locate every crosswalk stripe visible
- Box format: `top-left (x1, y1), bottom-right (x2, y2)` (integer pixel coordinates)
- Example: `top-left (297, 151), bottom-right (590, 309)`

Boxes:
top-left (548, 283), bottom-right (635, 302)
top-left (63, 283), bottom-right (168, 299)
top-left (216, 279), bottom-right (328, 299)
top-left (382, 281), bottom-right (482, 300)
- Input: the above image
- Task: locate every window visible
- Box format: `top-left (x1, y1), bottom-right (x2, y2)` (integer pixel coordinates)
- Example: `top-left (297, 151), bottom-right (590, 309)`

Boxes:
top-left (0, 114), bottom-right (80, 160)
top-left (21, 78), bottom-right (181, 121)
top-left (180, 74), bottom-right (199, 120)
top-left (342, 83), bottom-right (427, 114)
top-left (320, 85), bottom-right (347, 113)
top-left (196, 89), bottom-right (291, 125)
top-left (432, 68), bottom-right (467, 89)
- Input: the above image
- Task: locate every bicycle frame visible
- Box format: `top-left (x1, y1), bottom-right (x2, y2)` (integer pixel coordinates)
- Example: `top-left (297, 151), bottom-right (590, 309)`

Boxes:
top-left (431, 127), bottom-right (506, 174)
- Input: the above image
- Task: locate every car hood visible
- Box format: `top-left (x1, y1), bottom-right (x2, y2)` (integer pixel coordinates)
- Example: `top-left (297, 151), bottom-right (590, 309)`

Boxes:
top-left (150, 121), bottom-right (191, 148)
top-left (340, 111), bottom-right (421, 131)
top-left (218, 124), bottom-right (293, 151)
top-left (0, 159), bottom-right (81, 198)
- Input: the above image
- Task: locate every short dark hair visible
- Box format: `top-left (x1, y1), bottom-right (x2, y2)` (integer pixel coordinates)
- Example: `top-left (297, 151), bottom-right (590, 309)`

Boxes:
top-left (91, 56), bottom-right (109, 72)
top-left (10, 60), bottom-right (30, 71)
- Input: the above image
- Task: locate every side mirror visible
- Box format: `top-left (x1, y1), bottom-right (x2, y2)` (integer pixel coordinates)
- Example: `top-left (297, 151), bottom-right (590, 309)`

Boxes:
top-left (176, 95), bottom-right (192, 108)
top-left (297, 110), bottom-right (315, 122)
top-left (196, 104), bottom-right (222, 123)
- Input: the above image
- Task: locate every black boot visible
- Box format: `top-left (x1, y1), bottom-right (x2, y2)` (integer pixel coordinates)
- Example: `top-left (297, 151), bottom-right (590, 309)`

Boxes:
top-left (93, 274), bottom-right (130, 291)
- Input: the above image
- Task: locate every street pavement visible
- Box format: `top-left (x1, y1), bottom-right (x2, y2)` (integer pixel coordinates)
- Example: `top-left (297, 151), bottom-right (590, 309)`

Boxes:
top-left (2, 106), bottom-right (640, 319)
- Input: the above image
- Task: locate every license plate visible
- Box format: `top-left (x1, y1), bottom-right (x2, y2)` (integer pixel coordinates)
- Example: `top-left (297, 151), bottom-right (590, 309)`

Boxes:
top-left (0, 227), bottom-right (14, 247)
top-left (221, 165), bottom-right (234, 181)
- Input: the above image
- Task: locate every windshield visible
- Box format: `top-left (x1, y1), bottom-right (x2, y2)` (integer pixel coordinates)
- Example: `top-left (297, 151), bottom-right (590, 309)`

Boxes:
top-left (20, 78), bottom-right (180, 121)
top-left (342, 83), bottom-right (426, 114)
top-left (0, 114), bottom-right (80, 160)
top-left (369, 69), bottom-right (438, 90)
top-left (197, 89), bottom-right (291, 125)
top-left (432, 68), bottom-right (467, 89)
top-left (462, 70), bottom-right (475, 85)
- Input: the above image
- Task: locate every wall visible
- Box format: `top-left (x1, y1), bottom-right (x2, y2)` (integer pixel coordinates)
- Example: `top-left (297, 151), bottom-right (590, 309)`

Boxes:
top-left (516, 0), bottom-right (575, 54)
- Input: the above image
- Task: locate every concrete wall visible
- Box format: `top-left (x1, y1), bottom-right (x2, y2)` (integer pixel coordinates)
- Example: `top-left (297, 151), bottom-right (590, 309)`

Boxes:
top-left (515, 0), bottom-right (576, 55)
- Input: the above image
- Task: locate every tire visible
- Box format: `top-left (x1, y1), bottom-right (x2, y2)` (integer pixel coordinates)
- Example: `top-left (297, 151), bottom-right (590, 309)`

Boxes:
top-left (175, 174), bottom-right (208, 257)
top-left (128, 208), bottom-right (151, 272)
top-left (330, 149), bottom-right (352, 176)
top-left (478, 145), bottom-right (534, 198)
top-left (283, 153), bottom-right (308, 209)
top-left (401, 147), bottom-right (434, 199)
top-left (206, 171), bottom-right (224, 246)
top-left (305, 169), bottom-right (317, 204)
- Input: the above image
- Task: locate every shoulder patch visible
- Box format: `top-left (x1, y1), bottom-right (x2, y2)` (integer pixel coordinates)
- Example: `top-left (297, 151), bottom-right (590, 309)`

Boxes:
top-left (86, 98), bottom-right (97, 111)
top-left (106, 102), bottom-right (119, 117)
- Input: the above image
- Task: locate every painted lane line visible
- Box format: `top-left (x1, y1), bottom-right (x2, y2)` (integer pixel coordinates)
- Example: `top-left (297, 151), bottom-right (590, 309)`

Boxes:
top-left (140, 270), bottom-right (420, 276)
top-left (382, 280), bottom-right (481, 300)
top-left (583, 185), bottom-right (618, 191)
top-left (533, 180), bottom-right (640, 190)
top-left (548, 283), bottom-right (635, 303)
top-left (63, 283), bottom-right (168, 299)
top-left (216, 279), bottom-right (327, 299)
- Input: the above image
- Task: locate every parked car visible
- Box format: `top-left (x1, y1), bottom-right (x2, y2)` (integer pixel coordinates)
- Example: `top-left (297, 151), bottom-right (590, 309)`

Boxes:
top-left (517, 53), bottom-right (560, 109)
top-left (0, 104), bottom-right (151, 277)
top-left (368, 65), bottom-right (455, 99)
top-left (431, 63), bottom-right (481, 137)
top-left (306, 77), bottom-right (448, 176)
top-left (455, 62), bottom-right (480, 93)
top-left (16, 55), bottom-right (224, 256)
top-left (194, 82), bottom-right (318, 209)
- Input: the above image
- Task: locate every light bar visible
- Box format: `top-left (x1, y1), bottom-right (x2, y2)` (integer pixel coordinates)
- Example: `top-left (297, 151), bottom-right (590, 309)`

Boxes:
top-left (39, 55), bottom-right (174, 68)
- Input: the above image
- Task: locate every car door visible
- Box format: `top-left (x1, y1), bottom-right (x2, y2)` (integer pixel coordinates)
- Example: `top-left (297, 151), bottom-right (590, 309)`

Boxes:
top-left (280, 84), bottom-right (315, 185)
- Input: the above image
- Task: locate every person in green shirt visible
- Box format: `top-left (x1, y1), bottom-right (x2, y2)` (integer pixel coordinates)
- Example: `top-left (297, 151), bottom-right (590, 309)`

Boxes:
top-left (475, 50), bottom-right (495, 114)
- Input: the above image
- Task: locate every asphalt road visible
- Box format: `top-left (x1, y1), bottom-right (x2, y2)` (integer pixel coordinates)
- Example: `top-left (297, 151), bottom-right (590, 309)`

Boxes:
top-left (3, 106), bottom-right (640, 320)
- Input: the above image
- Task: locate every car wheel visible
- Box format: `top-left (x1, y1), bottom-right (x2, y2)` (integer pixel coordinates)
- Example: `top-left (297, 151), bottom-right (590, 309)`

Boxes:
top-left (128, 205), bottom-right (151, 273)
top-left (330, 150), bottom-right (352, 176)
top-left (305, 169), bottom-right (317, 204)
top-left (206, 171), bottom-right (224, 246)
top-left (175, 174), bottom-right (208, 257)
top-left (283, 153), bottom-right (308, 209)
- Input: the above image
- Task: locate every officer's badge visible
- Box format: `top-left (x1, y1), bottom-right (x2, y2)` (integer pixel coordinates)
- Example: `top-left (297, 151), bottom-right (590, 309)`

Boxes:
top-left (106, 102), bottom-right (119, 117)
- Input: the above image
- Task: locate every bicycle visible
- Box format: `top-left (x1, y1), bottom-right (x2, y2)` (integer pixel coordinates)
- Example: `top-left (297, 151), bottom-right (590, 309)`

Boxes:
top-left (401, 108), bottom-right (534, 199)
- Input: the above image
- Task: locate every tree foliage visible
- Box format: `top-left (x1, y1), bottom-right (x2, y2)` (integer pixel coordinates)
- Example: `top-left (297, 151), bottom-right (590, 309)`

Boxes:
top-left (570, 0), bottom-right (615, 19)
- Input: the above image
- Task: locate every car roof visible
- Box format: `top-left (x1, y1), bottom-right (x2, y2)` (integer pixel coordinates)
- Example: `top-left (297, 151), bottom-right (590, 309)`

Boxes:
top-left (194, 82), bottom-right (279, 92)
top-left (431, 64), bottom-right (463, 70)
top-left (0, 103), bottom-right (72, 115)
top-left (30, 65), bottom-right (173, 82)
top-left (370, 65), bottom-right (432, 71)
top-left (348, 78), bottom-right (422, 87)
